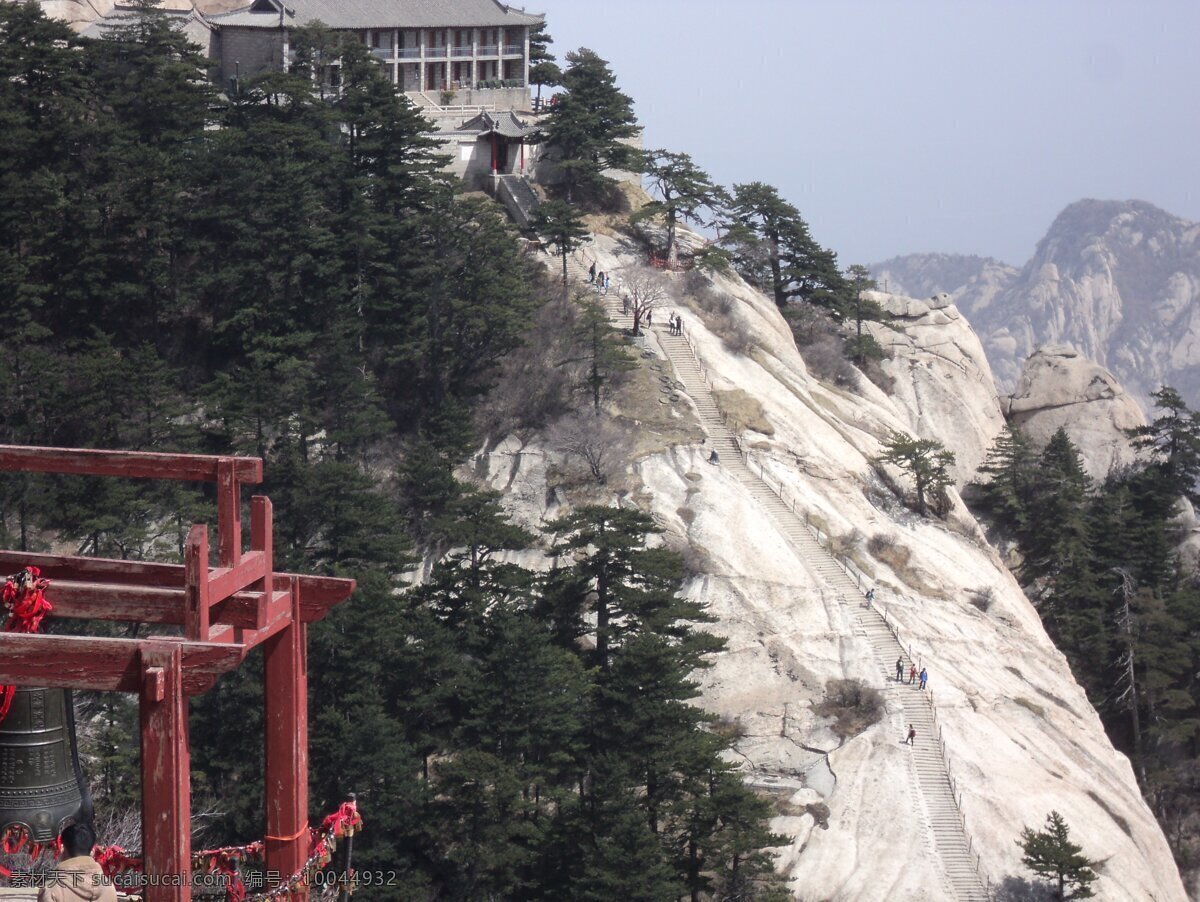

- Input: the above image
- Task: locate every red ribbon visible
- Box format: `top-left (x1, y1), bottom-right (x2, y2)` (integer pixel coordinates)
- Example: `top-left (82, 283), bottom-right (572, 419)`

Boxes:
top-left (80, 802), bottom-right (362, 902)
top-left (0, 567), bottom-right (53, 724)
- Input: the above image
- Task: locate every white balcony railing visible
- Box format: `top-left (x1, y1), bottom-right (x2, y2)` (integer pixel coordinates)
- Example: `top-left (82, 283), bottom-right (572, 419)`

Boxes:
top-left (451, 45), bottom-right (473, 57)
top-left (398, 47), bottom-right (420, 58)
top-left (502, 44), bottom-right (523, 55)
top-left (371, 47), bottom-right (393, 59)
top-left (477, 44), bottom-right (499, 56)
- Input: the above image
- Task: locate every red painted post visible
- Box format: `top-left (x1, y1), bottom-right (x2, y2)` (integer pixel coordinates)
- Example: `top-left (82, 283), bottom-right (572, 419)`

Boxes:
top-left (217, 458), bottom-right (241, 568)
top-left (264, 578), bottom-right (309, 900)
top-left (140, 644), bottom-right (191, 902)
top-left (184, 525), bottom-right (210, 642)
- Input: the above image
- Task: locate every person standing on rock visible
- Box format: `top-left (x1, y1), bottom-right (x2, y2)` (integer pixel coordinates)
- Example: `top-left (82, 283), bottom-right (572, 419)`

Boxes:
top-left (896, 657), bottom-right (904, 682)
top-left (918, 668), bottom-right (928, 690)
top-left (905, 724), bottom-right (916, 746)
top-left (908, 664), bottom-right (917, 685)
top-left (603, 273), bottom-right (611, 295)
top-left (588, 261), bottom-right (596, 283)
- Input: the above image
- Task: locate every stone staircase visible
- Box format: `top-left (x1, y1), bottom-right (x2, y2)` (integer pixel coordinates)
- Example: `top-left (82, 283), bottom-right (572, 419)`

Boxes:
top-left (548, 248), bottom-right (991, 900)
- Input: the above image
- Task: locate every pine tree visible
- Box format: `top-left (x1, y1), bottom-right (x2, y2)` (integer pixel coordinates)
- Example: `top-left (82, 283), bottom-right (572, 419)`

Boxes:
top-left (530, 199), bottom-right (591, 293)
top-left (538, 48), bottom-right (639, 204)
top-left (843, 264), bottom-right (887, 366)
top-left (876, 432), bottom-right (956, 516)
top-left (723, 182), bottom-right (852, 316)
top-left (1017, 811), bottom-right (1097, 899)
top-left (1023, 429), bottom-right (1091, 584)
top-left (528, 21), bottom-right (561, 109)
top-left (635, 150), bottom-right (727, 266)
top-left (976, 424), bottom-right (1038, 535)
top-left (560, 297), bottom-right (636, 411)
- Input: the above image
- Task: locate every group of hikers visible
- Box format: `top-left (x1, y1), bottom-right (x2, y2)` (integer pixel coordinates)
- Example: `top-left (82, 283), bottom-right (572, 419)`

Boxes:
top-left (584, 262), bottom-right (687, 337)
top-left (864, 588), bottom-right (933, 748)
top-left (894, 656), bottom-right (929, 691)
top-left (587, 263), bottom-right (611, 296)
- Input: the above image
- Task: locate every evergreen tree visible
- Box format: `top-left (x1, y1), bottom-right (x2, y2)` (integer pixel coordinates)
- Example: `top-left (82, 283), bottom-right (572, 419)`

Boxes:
top-left (1017, 811), bottom-right (1098, 900)
top-left (1127, 386), bottom-right (1200, 505)
top-left (560, 296), bottom-right (636, 411)
top-left (635, 150), bottom-right (727, 265)
top-left (723, 182), bottom-right (852, 316)
top-left (530, 199), bottom-right (591, 293)
top-left (976, 424), bottom-right (1038, 535)
top-left (1023, 429), bottom-right (1092, 584)
top-left (843, 264), bottom-right (887, 366)
top-left (876, 432), bottom-right (956, 516)
top-left (528, 21), bottom-right (561, 109)
top-left (538, 48), bottom-right (639, 203)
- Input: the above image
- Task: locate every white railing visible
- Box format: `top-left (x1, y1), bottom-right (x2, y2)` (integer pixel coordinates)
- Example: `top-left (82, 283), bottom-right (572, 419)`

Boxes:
top-left (398, 47), bottom-right (420, 58)
top-left (477, 44), bottom-right (499, 56)
top-left (502, 44), bottom-right (524, 55)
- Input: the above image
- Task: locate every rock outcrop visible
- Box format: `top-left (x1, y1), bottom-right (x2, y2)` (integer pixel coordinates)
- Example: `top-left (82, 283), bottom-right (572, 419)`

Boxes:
top-left (477, 231), bottom-right (1187, 900)
top-left (864, 289), bottom-right (1006, 484)
top-left (874, 200), bottom-right (1200, 413)
top-left (871, 252), bottom-right (1019, 326)
top-left (1005, 346), bottom-right (1146, 478)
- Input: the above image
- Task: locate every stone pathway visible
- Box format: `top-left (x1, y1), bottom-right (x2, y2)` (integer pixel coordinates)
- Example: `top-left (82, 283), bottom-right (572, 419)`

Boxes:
top-left (547, 248), bottom-right (990, 901)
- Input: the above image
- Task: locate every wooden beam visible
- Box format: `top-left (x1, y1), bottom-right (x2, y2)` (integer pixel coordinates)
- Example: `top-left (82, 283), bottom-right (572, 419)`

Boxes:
top-left (0, 551), bottom-right (353, 623)
top-left (45, 582), bottom-right (282, 630)
top-left (264, 580), bottom-right (309, 900)
top-left (217, 457), bottom-right (243, 567)
top-left (208, 551), bottom-right (267, 603)
top-left (0, 444), bottom-right (261, 484)
top-left (140, 644), bottom-right (192, 902)
top-left (292, 575), bottom-right (357, 623)
top-left (184, 525), bottom-right (210, 641)
top-left (0, 634), bottom-right (244, 695)
top-left (0, 551), bottom-right (181, 587)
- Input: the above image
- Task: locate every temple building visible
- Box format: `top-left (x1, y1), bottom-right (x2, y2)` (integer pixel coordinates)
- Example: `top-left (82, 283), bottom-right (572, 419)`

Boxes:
top-left (206, 0), bottom-right (543, 110)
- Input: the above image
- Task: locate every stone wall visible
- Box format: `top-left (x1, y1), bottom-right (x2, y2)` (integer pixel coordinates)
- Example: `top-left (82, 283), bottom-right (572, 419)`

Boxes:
top-left (218, 27), bottom-right (283, 83)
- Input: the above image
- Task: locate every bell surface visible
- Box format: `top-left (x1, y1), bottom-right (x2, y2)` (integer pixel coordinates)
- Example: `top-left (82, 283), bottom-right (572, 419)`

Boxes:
top-left (0, 688), bottom-right (92, 843)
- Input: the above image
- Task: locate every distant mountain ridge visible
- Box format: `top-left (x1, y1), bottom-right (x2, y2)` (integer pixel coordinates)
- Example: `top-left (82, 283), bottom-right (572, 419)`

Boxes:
top-left (872, 199), bottom-right (1200, 412)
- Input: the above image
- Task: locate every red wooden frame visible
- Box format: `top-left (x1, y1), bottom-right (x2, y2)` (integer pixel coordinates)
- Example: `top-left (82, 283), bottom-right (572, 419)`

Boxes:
top-left (0, 444), bottom-right (356, 901)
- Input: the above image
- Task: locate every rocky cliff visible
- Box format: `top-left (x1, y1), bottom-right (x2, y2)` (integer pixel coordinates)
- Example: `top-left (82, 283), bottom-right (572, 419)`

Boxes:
top-left (477, 232), bottom-right (1187, 900)
top-left (874, 200), bottom-right (1200, 414)
top-left (862, 289), bottom-right (1005, 485)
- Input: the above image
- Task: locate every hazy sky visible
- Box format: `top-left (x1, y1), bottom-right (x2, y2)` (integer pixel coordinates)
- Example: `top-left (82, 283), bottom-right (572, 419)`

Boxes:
top-left (529, 0), bottom-right (1200, 266)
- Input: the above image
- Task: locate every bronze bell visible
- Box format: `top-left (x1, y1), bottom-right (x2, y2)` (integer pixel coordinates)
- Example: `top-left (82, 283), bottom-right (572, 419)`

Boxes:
top-left (0, 687), bottom-right (93, 843)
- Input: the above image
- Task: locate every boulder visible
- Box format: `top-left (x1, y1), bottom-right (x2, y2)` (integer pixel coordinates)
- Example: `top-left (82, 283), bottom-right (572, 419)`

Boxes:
top-left (1006, 345), bottom-right (1145, 478)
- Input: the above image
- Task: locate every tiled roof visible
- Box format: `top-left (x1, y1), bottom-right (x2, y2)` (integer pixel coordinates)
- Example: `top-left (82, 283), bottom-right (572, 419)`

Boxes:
top-left (82, 3), bottom-right (212, 38)
top-left (459, 110), bottom-right (535, 138)
top-left (209, 0), bottom-right (543, 30)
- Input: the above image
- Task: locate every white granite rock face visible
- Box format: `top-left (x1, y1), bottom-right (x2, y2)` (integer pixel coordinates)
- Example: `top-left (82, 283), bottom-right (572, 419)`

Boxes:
top-left (1006, 345), bottom-right (1147, 478)
top-left (473, 232), bottom-right (1187, 901)
top-left (863, 289), bottom-right (1006, 485)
